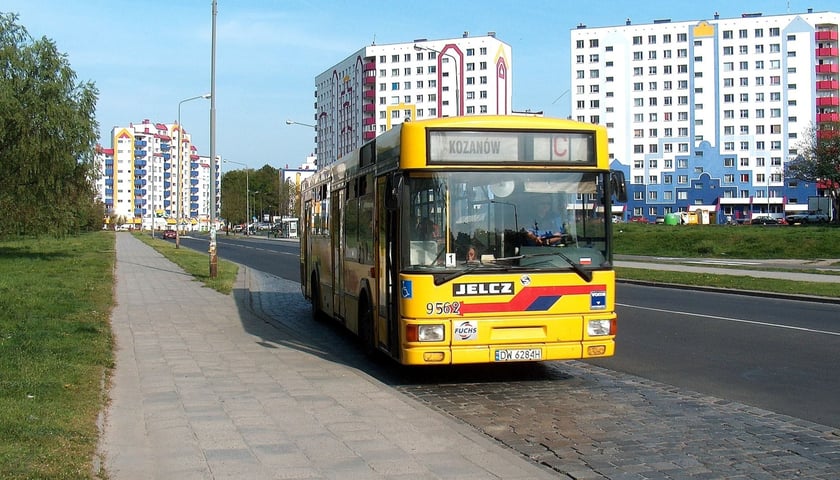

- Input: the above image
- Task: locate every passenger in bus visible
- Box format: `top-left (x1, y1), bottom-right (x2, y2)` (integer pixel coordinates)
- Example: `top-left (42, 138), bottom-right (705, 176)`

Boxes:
top-left (415, 217), bottom-right (440, 241)
top-left (524, 201), bottom-right (566, 246)
top-left (466, 246), bottom-right (478, 263)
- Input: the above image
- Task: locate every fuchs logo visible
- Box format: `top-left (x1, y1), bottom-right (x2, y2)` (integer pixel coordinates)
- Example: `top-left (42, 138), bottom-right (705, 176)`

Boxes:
top-left (452, 282), bottom-right (514, 296)
top-left (454, 321), bottom-right (478, 341)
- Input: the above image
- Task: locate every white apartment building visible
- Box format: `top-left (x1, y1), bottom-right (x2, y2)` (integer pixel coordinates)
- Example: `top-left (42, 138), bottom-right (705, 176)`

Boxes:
top-left (313, 33), bottom-right (513, 166)
top-left (571, 9), bottom-right (839, 223)
top-left (97, 119), bottom-right (219, 230)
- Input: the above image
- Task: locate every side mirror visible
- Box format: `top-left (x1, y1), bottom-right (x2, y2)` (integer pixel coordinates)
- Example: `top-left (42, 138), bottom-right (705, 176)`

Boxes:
top-left (385, 173), bottom-right (403, 210)
top-left (610, 170), bottom-right (628, 203)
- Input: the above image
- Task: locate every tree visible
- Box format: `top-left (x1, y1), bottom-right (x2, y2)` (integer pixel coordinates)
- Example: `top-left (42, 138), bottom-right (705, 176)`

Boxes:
top-left (787, 122), bottom-right (840, 224)
top-left (0, 13), bottom-right (101, 238)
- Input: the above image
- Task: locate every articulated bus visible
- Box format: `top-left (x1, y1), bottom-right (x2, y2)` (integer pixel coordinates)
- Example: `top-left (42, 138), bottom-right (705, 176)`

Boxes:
top-left (300, 116), bottom-right (627, 365)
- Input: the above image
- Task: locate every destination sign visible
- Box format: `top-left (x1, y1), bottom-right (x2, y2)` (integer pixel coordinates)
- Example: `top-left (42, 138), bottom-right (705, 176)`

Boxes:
top-left (428, 130), bottom-right (595, 165)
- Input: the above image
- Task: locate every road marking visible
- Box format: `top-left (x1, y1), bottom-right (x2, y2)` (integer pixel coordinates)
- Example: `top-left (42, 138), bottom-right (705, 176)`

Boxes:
top-left (617, 303), bottom-right (840, 336)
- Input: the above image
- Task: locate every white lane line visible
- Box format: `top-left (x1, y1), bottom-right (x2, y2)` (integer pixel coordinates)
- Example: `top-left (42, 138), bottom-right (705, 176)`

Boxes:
top-left (617, 303), bottom-right (840, 336)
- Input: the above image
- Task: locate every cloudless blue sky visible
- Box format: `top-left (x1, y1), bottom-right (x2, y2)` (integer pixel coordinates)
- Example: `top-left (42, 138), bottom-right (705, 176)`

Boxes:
top-left (3, 0), bottom-right (837, 170)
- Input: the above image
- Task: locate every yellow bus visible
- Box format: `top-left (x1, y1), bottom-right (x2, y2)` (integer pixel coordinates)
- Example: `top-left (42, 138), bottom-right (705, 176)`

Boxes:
top-left (300, 116), bottom-right (626, 365)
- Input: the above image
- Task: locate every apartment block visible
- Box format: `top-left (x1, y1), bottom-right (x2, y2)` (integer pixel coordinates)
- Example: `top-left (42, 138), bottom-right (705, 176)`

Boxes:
top-left (313, 33), bottom-right (513, 166)
top-left (97, 119), bottom-right (219, 230)
top-left (571, 9), bottom-right (839, 223)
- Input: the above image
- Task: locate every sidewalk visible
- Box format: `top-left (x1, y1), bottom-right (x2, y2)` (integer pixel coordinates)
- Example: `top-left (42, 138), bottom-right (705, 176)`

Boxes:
top-left (98, 233), bottom-right (558, 479)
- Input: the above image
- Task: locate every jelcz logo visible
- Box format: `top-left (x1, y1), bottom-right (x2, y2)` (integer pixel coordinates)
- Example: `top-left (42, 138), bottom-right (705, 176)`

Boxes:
top-left (452, 282), bottom-right (514, 296)
top-left (454, 321), bottom-right (478, 341)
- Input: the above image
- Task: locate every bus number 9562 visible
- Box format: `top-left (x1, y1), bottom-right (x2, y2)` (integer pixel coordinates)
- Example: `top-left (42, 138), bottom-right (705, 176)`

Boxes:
top-left (426, 302), bottom-right (461, 315)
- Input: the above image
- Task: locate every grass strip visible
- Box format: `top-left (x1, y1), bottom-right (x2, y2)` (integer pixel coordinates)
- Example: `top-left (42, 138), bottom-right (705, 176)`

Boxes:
top-left (0, 233), bottom-right (114, 479)
top-left (617, 267), bottom-right (840, 299)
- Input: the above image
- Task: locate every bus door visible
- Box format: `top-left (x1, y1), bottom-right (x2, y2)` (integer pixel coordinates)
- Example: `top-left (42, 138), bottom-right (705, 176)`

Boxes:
top-left (377, 176), bottom-right (400, 358)
top-left (332, 187), bottom-right (346, 321)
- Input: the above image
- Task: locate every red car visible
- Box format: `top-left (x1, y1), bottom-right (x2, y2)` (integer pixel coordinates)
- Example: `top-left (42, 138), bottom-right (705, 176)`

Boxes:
top-left (162, 229), bottom-right (177, 239)
top-left (629, 216), bottom-right (649, 223)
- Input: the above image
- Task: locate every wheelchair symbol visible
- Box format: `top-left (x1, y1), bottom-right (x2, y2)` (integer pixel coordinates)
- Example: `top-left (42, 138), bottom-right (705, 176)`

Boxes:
top-left (401, 280), bottom-right (412, 299)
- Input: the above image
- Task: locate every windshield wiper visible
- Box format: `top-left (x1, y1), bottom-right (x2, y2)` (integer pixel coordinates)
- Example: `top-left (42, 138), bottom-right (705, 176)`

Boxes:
top-left (433, 262), bottom-right (511, 286)
top-left (520, 250), bottom-right (593, 282)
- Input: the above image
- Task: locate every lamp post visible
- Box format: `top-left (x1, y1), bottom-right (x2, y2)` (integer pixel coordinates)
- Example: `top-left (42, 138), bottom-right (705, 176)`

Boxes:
top-left (175, 93), bottom-right (211, 248)
top-left (285, 119), bottom-right (316, 128)
top-left (414, 44), bottom-right (460, 116)
top-left (224, 159), bottom-right (248, 235)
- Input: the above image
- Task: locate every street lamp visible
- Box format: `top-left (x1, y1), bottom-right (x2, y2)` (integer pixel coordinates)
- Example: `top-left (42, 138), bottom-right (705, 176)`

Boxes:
top-left (414, 44), bottom-right (460, 116)
top-left (285, 119), bottom-right (316, 128)
top-left (175, 93), bottom-right (211, 248)
top-left (223, 159), bottom-right (249, 235)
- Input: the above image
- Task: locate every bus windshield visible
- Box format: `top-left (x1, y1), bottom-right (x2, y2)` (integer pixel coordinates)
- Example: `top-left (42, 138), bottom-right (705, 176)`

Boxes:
top-left (403, 171), bottom-right (611, 272)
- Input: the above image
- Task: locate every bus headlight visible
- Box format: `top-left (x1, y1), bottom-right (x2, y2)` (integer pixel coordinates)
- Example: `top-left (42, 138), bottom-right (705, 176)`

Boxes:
top-left (587, 319), bottom-right (613, 337)
top-left (418, 324), bottom-right (445, 342)
top-left (407, 324), bottom-right (445, 342)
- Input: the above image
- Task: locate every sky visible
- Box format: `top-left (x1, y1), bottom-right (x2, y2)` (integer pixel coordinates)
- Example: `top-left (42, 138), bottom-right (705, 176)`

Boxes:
top-left (3, 0), bottom-right (838, 170)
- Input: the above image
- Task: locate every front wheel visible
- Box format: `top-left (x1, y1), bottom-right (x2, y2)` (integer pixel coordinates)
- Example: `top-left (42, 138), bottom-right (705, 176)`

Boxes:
top-left (310, 275), bottom-right (325, 322)
top-left (358, 297), bottom-right (376, 356)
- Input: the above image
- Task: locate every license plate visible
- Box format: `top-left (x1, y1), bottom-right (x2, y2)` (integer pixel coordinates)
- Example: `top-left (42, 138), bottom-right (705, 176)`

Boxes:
top-left (494, 348), bottom-right (542, 362)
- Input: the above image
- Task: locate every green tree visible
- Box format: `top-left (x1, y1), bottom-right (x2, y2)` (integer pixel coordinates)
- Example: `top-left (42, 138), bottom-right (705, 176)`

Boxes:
top-left (0, 12), bottom-right (101, 238)
top-left (788, 122), bottom-right (840, 224)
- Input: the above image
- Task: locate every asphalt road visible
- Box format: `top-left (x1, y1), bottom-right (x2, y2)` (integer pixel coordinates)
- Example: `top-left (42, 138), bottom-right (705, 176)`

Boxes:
top-left (175, 233), bottom-right (840, 428)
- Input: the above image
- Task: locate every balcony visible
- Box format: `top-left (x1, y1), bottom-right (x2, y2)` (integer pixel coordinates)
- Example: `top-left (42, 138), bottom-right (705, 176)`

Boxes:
top-left (191, 187), bottom-right (199, 194)
top-left (364, 76), bottom-right (376, 84)
top-left (163, 172), bottom-right (171, 179)
top-left (134, 159), bottom-right (146, 168)
top-left (134, 198), bottom-right (147, 206)
top-left (816, 97), bottom-right (840, 106)
top-left (160, 144), bottom-right (170, 151)
top-left (190, 203), bottom-right (199, 210)
top-left (134, 140), bottom-right (147, 148)
top-left (816, 47), bottom-right (839, 57)
top-left (164, 181), bottom-right (171, 189)
top-left (105, 159), bottom-right (113, 167)
top-left (190, 179), bottom-right (199, 186)
top-left (363, 103), bottom-right (375, 112)
top-left (816, 31), bottom-right (839, 41)
top-left (816, 64), bottom-right (840, 74)
top-left (135, 169), bottom-right (146, 176)
top-left (817, 113), bottom-right (840, 122)
top-left (817, 80), bottom-right (840, 90)
top-left (190, 195), bottom-right (199, 202)
top-left (364, 90), bottom-right (375, 99)
top-left (134, 179), bottom-right (147, 187)
top-left (134, 208), bottom-right (143, 216)
top-left (364, 131), bottom-right (376, 140)
top-left (364, 61), bottom-right (376, 71)
top-left (164, 200), bottom-right (171, 208)
top-left (190, 162), bottom-right (199, 169)
top-left (164, 162), bottom-right (171, 170)
top-left (105, 168), bottom-right (113, 177)
top-left (135, 149), bottom-right (147, 157)
top-left (363, 117), bottom-right (376, 125)
top-left (134, 188), bottom-right (146, 196)
top-left (190, 171), bottom-right (199, 177)
top-left (105, 178), bottom-right (113, 186)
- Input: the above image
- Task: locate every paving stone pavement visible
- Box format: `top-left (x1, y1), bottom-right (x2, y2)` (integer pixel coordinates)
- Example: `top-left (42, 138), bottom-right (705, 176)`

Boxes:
top-left (98, 233), bottom-right (558, 479)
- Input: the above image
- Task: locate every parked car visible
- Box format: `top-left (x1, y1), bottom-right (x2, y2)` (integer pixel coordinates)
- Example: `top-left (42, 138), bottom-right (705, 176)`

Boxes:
top-left (654, 216), bottom-right (665, 224)
top-left (749, 216), bottom-right (785, 225)
top-left (162, 229), bottom-right (177, 239)
top-left (785, 211), bottom-right (829, 224)
top-left (629, 216), bottom-right (649, 223)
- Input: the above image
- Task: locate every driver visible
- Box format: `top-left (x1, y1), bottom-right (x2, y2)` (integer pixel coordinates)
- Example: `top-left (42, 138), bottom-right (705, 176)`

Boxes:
top-left (525, 201), bottom-right (566, 246)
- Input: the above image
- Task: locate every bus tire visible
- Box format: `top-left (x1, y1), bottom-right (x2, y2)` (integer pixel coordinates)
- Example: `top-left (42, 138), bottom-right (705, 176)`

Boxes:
top-left (310, 273), bottom-right (325, 322)
top-left (358, 296), bottom-right (376, 355)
